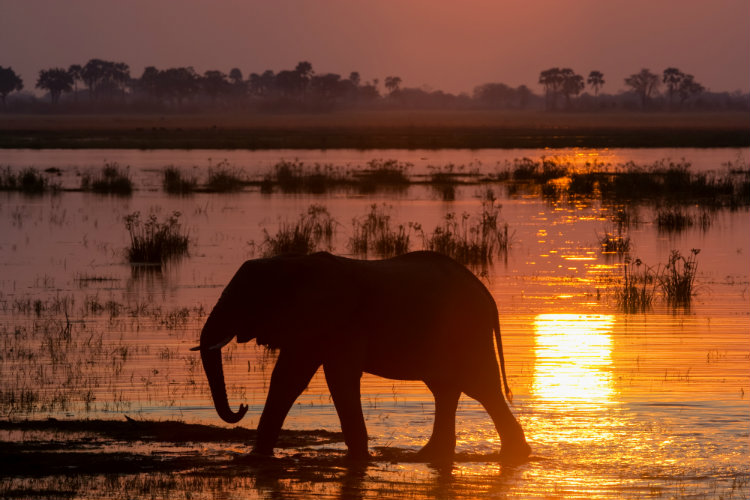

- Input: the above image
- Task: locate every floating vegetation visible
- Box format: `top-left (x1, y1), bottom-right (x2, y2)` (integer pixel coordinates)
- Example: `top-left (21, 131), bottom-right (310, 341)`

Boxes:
top-left (656, 207), bottom-right (712, 232)
top-left (124, 211), bottom-right (189, 263)
top-left (353, 159), bottom-right (411, 193)
top-left (81, 163), bottom-right (133, 195)
top-left (426, 196), bottom-right (509, 268)
top-left (616, 257), bottom-right (656, 313)
top-left (658, 249), bottom-right (700, 307)
top-left (205, 160), bottom-right (245, 192)
top-left (259, 204), bottom-right (336, 256)
top-left (162, 167), bottom-right (198, 194)
top-left (349, 204), bottom-right (420, 257)
top-left (0, 167), bottom-right (58, 194)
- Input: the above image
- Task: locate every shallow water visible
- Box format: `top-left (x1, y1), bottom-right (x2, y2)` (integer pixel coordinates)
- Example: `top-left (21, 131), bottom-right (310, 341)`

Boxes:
top-left (0, 148), bottom-right (748, 499)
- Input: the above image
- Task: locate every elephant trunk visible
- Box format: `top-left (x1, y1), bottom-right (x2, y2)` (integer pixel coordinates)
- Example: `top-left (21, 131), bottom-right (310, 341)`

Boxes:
top-left (200, 347), bottom-right (248, 424)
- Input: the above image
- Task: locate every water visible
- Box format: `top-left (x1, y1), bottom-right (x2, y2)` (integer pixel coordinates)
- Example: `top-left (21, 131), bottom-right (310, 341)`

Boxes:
top-left (0, 147), bottom-right (748, 498)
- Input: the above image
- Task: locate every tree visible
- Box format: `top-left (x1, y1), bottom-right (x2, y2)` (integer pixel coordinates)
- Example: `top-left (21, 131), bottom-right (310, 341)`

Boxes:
top-left (228, 68), bottom-right (243, 85)
top-left (202, 70), bottom-right (229, 103)
top-left (678, 74), bottom-right (704, 105)
top-left (662, 67), bottom-right (685, 109)
top-left (625, 68), bottom-right (660, 108)
top-left (68, 64), bottom-right (82, 102)
top-left (36, 68), bottom-right (73, 104)
top-left (0, 66), bottom-right (23, 108)
top-left (384, 76), bottom-right (402, 95)
top-left (349, 71), bottom-right (361, 88)
top-left (81, 58), bottom-right (130, 100)
top-left (539, 67), bottom-right (564, 110)
top-left (560, 68), bottom-right (584, 108)
top-left (587, 70), bottom-right (605, 96)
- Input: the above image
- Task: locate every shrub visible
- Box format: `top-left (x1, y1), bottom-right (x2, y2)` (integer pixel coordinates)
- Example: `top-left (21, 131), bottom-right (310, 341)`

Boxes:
top-left (125, 211), bottom-right (189, 263)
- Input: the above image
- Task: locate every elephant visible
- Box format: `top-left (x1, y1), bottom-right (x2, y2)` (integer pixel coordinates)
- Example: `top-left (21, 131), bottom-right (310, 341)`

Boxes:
top-left (192, 251), bottom-right (530, 462)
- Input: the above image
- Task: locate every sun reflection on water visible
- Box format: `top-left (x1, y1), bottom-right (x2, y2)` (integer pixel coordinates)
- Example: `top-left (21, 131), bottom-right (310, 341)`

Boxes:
top-left (532, 313), bottom-right (615, 408)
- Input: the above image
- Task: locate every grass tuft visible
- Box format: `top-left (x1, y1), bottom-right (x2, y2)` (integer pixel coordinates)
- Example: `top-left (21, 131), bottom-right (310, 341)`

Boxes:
top-left (162, 167), bottom-right (197, 194)
top-left (0, 167), bottom-right (58, 194)
top-left (205, 160), bottom-right (245, 192)
top-left (82, 163), bottom-right (133, 195)
top-left (616, 257), bottom-right (656, 313)
top-left (598, 226), bottom-right (632, 254)
top-left (657, 249), bottom-right (700, 307)
top-left (260, 205), bottom-right (336, 256)
top-left (124, 211), bottom-right (189, 263)
top-left (349, 204), bottom-right (420, 257)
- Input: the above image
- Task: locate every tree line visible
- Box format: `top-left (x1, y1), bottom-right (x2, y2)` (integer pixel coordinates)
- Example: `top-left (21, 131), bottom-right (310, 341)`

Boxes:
top-left (0, 58), bottom-right (747, 112)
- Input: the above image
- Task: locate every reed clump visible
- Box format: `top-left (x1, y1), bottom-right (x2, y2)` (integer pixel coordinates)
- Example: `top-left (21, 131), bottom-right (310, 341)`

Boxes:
top-left (82, 163), bottom-right (133, 195)
top-left (426, 196), bottom-right (510, 268)
top-left (353, 159), bottom-right (411, 193)
top-left (616, 257), bottom-right (656, 313)
top-left (205, 160), bottom-right (245, 192)
top-left (0, 167), bottom-right (57, 194)
top-left (124, 211), bottom-right (189, 263)
top-left (598, 226), bottom-right (632, 254)
top-left (260, 204), bottom-right (336, 256)
top-left (658, 249), bottom-right (700, 307)
top-left (349, 204), bottom-right (420, 257)
top-left (162, 167), bottom-right (198, 194)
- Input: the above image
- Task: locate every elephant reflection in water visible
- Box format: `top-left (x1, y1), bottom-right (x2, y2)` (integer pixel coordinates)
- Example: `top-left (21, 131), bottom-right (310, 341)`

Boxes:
top-left (192, 251), bottom-right (530, 462)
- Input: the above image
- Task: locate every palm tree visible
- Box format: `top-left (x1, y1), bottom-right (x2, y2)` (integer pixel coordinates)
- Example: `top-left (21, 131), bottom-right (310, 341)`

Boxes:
top-left (587, 71), bottom-right (605, 96)
top-left (539, 68), bottom-right (564, 110)
top-left (384, 76), bottom-right (402, 95)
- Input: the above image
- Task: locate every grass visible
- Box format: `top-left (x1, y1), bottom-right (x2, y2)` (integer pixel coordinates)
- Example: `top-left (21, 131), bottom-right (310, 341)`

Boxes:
top-left (0, 167), bottom-right (58, 194)
top-left (205, 160), bottom-right (245, 192)
top-left (124, 211), bottom-right (189, 263)
top-left (162, 167), bottom-right (197, 194)
top-left (349, 204), bottom-right (420, 257)
top-left (658, 249), bottom-right (700, 307)
top-left (81, 163), bottom-right (133, 195)
top-left (616, 257), bottom-right (656, 313)
top-left (598, 226), bottom-right (632, 254)
top-left (425, 195), bottom-right (510, 268)
top-left (2, 110), bottom-right (747, 149)
top-left (259, 204), bottom-right (336, 257)
top-left (353, 159), bottom-right (411, 193)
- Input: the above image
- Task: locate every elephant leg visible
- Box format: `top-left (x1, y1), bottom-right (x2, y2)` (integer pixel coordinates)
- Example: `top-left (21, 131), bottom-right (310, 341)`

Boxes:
top-left (253, 349), bottom-right (320, 455)
top-left (464, 373), bottom-right (531, 461)
top-left (323, 361), bottom-right (369, 460)
top-left (416, 383), bottom-right (461, 461)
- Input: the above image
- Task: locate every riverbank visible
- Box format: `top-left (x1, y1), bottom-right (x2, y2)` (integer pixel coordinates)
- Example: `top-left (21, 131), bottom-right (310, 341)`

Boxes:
top-left (1, 109), bottom-right (748, 149)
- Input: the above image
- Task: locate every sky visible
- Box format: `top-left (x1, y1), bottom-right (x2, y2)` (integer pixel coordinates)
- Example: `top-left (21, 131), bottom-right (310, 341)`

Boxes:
top-left (2, 0), bottom-right (749, 96)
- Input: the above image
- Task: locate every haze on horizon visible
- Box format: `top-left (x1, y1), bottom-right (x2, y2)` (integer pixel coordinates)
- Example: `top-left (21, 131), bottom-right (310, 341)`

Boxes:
top-left (2, 0), bottom-right (749, 97)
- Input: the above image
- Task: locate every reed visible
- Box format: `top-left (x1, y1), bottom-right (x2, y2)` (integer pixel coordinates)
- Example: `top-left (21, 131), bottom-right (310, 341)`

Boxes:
top-left (205, 160), bottom-right (245, 192)
top-left (349, 204), bottom-right (419, 257)
top-left (260, 204), bottom-right (336, 256)
top-left (82, 163), bottom-right (133, 195)
top-left (162, 167), bottom-right (198, 194)
top-left (0, 167), bottom-right (55, 194)
top-left (657, 249), bottom-right (700, 307)
top-left (124, 211), bottom-right (189, 263)
top-left (616, 257), bottom-right (656, 313)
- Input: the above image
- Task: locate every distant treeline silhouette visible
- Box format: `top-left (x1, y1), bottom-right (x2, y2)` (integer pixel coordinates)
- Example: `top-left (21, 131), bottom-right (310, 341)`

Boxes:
top-left (1, 59), bottom-right (748, 113)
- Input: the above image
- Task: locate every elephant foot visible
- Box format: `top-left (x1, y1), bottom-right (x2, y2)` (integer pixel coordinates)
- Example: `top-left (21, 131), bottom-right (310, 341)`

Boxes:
top-left (414, 441), bottom-right (455, 464)
top-left (499, 440), bottom-right (532, 463)
top-left (251, 445), bottom-right (275, 457)
top-left (345, 449), bottom-right (371, 463)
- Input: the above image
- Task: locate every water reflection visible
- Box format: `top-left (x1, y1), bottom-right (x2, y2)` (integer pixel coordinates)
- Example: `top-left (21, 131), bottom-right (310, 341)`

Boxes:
top-left (532, 313), bottom-right (615, 408)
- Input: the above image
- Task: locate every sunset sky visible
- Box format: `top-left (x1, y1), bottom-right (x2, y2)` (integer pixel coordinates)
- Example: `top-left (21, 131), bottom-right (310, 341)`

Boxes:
top-left (2, 0), bottom-right (749, 96)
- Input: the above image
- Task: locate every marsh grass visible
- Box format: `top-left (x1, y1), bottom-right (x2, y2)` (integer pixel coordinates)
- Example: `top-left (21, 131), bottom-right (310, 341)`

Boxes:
top-left (0, 167), bottom-right (57, 194)
top-left (598, 226), bottom-right (632, 254)
top-left (349, 204), bottom-right (420, 257)
top-left (206, 160), bottom-right (245, 192)
top-left (426, 197), bottom-right (510, 268)
top-left (264, 160), bottom-right (347, 194)
top-left (657, 249), bottom-right (700, 307)
top-left (616, 257), bottom-right (656, 313)
top-left (353, 159), bottom-right (411, 193)
top-left (260, 205), bottom-right (336, 256)
top-left (81, 163), bottom-right (133, 195)
top-left (162, 167), bottom-right (198, 194)
top-left (124, 211), bottom-right (189, 263)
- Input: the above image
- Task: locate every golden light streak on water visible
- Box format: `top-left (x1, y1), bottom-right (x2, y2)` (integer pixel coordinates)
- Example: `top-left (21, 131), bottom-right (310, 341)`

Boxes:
top-left (532, 314), bottom-right (615, 407)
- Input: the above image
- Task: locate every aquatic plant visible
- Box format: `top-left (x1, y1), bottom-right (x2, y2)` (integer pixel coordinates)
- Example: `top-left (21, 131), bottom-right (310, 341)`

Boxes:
top-left (616, 257), bottom-right (656, 313)
top-left (349, 204), bottom-right (420, 257)
top-left (657, 249), bottom-right (700, 307)
top-left (0, 167), bottom-right (57, 194)
top-left (598, 226), bottom-right (632, 254)
top-left (124, 211), bottom-right (189, 263)
top-left (425, 198), bottom-right (509, 268)
top-left (353, 159), bottom-right (411, 193)
top-left (162, 167), bottom-right (198, 194)
top-left (82, 163), bottom-right (133, 195)
top-left (260, 204), bottom-right (336, 256)
top-left (655, 207), bottom-right (695, 232)
top-left (205, 160), bottom-right (245, 192)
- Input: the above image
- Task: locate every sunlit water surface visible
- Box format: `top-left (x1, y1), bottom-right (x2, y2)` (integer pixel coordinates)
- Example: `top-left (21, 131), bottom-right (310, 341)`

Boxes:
top-left (1, 147), bottom-right (748, 498)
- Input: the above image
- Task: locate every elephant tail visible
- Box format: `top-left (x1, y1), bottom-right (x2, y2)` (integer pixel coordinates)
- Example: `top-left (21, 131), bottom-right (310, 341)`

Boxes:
top-left (493, 315), bottom-right (513, 403)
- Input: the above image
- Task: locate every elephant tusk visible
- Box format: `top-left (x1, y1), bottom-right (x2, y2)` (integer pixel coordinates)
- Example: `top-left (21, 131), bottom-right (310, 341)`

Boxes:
top-left (189, 337), bottom-right (233, 352)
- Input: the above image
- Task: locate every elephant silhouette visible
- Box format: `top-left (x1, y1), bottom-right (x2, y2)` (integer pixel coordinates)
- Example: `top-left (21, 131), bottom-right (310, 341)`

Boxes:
top-left (192, 251), bottom-right (530, 461)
